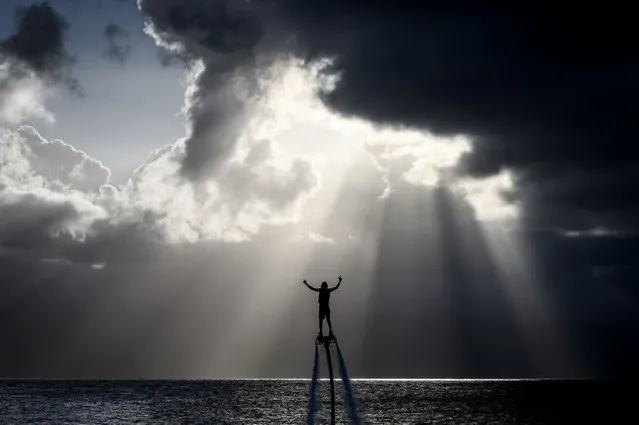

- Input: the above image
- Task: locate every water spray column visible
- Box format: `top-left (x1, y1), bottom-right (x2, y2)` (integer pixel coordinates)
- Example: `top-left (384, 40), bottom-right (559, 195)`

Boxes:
top-left (323, 339), bottom-right (336, 425)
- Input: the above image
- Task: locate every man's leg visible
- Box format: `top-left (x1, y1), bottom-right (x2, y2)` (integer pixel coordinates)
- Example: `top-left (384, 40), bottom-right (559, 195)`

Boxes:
top-left (326, 309), bottom-right (333, 334)
top-left (319, 311), bottom-right (324, 336)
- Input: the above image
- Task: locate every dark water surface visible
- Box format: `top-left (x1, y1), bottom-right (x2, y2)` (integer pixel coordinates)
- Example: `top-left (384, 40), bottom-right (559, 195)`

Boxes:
top-left (0, 380), bottom-right (635, 424)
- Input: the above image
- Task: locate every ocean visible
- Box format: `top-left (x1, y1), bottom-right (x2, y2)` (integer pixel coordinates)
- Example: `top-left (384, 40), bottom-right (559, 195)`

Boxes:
top-left (0, 379), bottom-right (635, 424)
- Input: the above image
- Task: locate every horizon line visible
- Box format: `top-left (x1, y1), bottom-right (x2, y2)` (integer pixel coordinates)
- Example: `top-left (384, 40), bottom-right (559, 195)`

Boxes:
top-left (0, 377), bottom-right (601, 382)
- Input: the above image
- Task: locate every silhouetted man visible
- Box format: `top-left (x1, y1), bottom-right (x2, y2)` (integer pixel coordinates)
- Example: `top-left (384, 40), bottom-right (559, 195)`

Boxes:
top-left (304, 275), bottom-right (342, 338)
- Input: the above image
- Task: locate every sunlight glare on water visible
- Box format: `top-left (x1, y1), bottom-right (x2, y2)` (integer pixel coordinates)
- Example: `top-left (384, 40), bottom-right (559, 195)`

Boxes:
top-left (0, 380), bottom-right (634, 424)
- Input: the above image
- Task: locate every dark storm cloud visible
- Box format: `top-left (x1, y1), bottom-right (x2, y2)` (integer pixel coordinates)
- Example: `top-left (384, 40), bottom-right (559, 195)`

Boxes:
top-left (0, 199), bottom-right (158, 265)
top-left (269, 1), bottom-right (639, 232)
top-left (104, 23), bottom-right (132, 64)
top-left (0, 193), bottom-right (82, 251)
top-left (0, 2), bottom-right (79, 92)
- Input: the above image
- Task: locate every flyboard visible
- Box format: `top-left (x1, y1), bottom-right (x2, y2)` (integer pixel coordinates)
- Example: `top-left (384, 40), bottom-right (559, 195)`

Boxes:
top-left (316, 331), bottom-right (338, 346)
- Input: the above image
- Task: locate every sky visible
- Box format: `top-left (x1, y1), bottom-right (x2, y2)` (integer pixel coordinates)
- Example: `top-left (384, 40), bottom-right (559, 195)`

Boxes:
top-left (0, 0), bottom-right (638, 379)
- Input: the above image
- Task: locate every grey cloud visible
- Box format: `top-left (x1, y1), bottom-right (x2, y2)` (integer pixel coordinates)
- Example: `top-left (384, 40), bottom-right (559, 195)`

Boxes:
top-left (157, 47), bottom-right (187, 67)
top-left (0, 198), bottom-right (165, 267)
top-left (0, 192), bottom-right (82, 251)
top-left (0, 2), bottom-right (80, 93)
top-left (138, 0), bottom-right (276, 180)
top-left (104, 23), bottom-right (132, 64)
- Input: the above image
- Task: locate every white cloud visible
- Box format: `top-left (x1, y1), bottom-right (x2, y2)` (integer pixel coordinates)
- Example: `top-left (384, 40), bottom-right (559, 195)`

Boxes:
top-left (125, 135), bottom-right (319, 243)
top-left (3, 126), bottom-right (111, 192)
top-left (558, 227), bottom-right (621, 238)
top-left (0, 62), bottom-right (55, 125)
top-left (364, 132), bottom-right (472, 195)
top-left (453, 170), bottom-right (520, 221)
top-left (363, 133), bottom-right (520, 221)
top-left (291, 231), bottom-right (335, 244)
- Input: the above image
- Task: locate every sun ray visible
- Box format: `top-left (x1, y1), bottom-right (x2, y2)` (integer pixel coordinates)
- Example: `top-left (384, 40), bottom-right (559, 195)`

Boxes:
top-left (478, 221), bottom-right (583, 376)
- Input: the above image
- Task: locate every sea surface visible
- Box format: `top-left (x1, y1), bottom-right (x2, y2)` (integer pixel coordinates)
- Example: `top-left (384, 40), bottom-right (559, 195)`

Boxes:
top-left (0, 379), bottom-right (635, 424)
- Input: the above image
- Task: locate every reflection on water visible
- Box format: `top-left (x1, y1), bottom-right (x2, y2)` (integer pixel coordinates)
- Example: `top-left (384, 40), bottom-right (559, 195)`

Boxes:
top-left (0, 380), bottom-right (635, 424)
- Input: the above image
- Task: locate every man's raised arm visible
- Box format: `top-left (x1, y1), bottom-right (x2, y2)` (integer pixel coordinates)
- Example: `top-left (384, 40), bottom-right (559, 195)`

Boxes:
top-left (303, 279), bottom-right (319, 292)
top-left (330, 275), bottom-right (342, 292)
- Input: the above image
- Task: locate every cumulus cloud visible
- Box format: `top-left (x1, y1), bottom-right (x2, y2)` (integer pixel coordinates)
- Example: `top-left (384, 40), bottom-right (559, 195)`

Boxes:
top-left (0, 127), bottom-right (147, 263)
top-left (2, 126), bottom-right (111, 192)
top-left (139, 0), bottom-right (273, 180)
top-left (56, 1), bottom-right (317, 246)
top-left (0, 122), bottom-right (318, 261)
top-left (127, 135), bottom-right (318, 242)
top-left (0, 126), bottom-right (112, 253)
top-left (0, 9), bottom-right (322, 249)
top-left (104, 23), bottom-right (132, 64)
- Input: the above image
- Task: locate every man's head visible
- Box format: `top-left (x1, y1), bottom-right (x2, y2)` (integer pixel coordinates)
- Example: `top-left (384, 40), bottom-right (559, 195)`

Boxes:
top-left (321, 281), bottom-right (328, 289)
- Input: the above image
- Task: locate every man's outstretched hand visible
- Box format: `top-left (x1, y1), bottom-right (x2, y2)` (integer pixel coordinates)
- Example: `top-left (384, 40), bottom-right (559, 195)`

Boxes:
top-left (303, 279), bottom-right (307, 284)
top-left (338, 275), bottom-right (342, 281)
